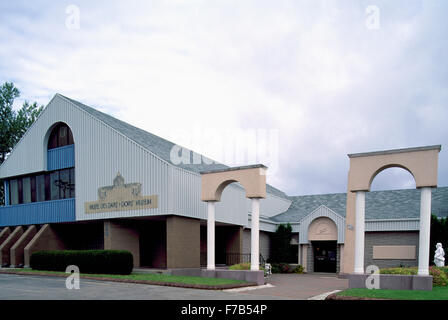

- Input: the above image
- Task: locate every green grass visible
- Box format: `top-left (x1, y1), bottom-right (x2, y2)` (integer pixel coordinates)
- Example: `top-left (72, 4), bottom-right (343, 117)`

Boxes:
top-left (3, 268), bottom-right (248, 286)
top-left (336, 286), bottom-right (448, 300)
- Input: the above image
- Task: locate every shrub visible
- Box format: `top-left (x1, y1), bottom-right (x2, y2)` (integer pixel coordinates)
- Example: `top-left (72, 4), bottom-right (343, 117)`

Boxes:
top-left (429, 266), bottom-right (448, 286)
top-left (380, 266), bottom-right (448, 286)
top-left (380, 267), bottom-right (417, 275)
top-left (30, 250), bottom-right (133, 275)
top-left (228, 262), bottom-right (264, 271)
top-left (229, 263), bottom-right (250, 270)
top-left (293, 265), bottom-right (304, 274)
top-left (270, 263), bottom-right (303, 274)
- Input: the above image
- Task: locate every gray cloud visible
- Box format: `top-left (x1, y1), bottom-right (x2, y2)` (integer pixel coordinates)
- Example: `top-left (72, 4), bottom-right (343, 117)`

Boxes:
top-left (0, 0), bottom-right (446, 196)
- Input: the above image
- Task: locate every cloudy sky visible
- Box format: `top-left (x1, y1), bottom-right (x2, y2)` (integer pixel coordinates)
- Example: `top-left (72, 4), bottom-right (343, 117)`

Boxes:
top-left (1, 0), bottom-right (447, 196)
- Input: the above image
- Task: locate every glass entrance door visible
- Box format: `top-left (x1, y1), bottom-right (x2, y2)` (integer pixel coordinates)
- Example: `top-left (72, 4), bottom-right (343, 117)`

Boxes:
top-left (313, 241), bottom-right (337, 272)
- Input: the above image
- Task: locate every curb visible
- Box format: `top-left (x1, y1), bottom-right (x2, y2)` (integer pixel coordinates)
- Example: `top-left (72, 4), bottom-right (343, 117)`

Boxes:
top-left (325, 293), bottom-right (390, 300)
top-left (308, 290), bottom-right (341, 300)
top-left (0, 270), bottom-right (258, 290)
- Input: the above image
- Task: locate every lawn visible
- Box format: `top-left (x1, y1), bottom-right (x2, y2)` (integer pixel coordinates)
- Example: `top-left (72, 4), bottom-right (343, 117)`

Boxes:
top-left (335, 286), bottom-right (448, 300)
top-left (2, 268), bottom-right (249, 287)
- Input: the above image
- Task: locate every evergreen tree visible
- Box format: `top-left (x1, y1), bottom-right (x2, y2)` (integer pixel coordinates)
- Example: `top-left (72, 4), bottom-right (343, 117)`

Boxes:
top-left (270, 223), bottom-right (293, 263)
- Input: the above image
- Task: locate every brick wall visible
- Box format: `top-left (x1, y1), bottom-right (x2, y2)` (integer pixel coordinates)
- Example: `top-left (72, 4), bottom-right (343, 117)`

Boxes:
top-left (104, 220), bottom-right (140, 267)
top-left (24, 224), bottom-right (67, 267)
top-left (166, 216), bottom-right (200, 268)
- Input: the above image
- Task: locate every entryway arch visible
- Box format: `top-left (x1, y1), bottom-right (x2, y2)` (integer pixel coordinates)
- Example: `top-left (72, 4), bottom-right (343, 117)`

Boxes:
top-left (344, 145), bottom-right (441, 276)
top-left (200, 164), bottom-right (267, 271)
top-left (308, 217), bottom-right (338, 273)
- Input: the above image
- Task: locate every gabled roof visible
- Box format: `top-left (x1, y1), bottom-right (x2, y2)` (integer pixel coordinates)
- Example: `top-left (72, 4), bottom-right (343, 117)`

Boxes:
top-left (271, 187), bottom-right (448, 222)
top-left (270, 193), bottom-right (347, 222)
top-left (58, 94), bottom-right (288, 199)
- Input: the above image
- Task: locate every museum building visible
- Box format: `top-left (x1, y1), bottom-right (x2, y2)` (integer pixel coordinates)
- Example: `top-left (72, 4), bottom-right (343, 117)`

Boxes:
top-left (0, 94), bottom-right (446, 274)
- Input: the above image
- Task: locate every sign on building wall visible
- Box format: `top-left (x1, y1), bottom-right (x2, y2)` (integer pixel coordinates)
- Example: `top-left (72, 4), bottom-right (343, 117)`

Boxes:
top-left (85, 172), bottom-right (158, 214)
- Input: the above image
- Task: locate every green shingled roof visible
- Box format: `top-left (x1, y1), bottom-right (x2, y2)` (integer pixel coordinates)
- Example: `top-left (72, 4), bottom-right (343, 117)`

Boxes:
top-left (58, 94), bottom-right (288, 199)
top-left (271, 187), bottom-right (448, 222)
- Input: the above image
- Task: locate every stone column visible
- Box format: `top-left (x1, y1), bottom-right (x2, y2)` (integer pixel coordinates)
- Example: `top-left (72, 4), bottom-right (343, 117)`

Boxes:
top-left (354, 191), bottom-right (365, 274)
top-left (250, 198), bottom-right (260, 271)
top-left (207, 201), bottom-right (215, 270)
top-left (418, 187), bottom-right (432, 276)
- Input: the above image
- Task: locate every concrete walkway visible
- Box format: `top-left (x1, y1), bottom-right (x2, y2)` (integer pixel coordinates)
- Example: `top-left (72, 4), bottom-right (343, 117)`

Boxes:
top-left (239, 273), bottom-right (348, 300)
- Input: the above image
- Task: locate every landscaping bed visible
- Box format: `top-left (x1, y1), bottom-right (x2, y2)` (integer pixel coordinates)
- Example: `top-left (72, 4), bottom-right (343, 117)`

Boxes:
top-left (328, 266), bottom-right (448, 300)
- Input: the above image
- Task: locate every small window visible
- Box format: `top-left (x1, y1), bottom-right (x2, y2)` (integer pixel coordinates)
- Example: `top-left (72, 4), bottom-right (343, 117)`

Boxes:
top-left (36, 175), bottom-right (45, 202)
top-left (22, 177), bottom-right (31, 204)
top-left (30, 176), bottom-right (36, 202)
top-left (47, 123), bottom-right (74, 150)
top-left (44, 174), bottom-right (51, 201)
top-left (70, 168), bottom-right (75, 198)
top-left (59, 169), bottom-right (70, 199)
top-left (10, 179), bottom-right (19, 205)
top-left (50, 171), bottom-right (60, 200)
top-left (18, 178), bottom-right (23, 204)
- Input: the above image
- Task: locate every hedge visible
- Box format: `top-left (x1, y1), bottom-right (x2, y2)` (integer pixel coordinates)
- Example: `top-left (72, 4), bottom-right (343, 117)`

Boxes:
top-left (30, 250), bottom-right (134, 275)
top-left (380, 266), bottom-right (448, 286)
top-left (270, 263), bottom-right (304, 274)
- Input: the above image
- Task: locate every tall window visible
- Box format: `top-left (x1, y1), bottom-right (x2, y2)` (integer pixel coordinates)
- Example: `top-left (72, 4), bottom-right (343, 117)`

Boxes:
top-left (7, 169), bottom-right (75, 204)
top-left (47, 123), bottom-right (74, 150)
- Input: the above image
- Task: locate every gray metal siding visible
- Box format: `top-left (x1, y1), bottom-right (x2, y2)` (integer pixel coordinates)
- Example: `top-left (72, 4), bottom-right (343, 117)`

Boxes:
top-left (365, 219), bottom-right (420, 231)
top-left (242, 229), bottom-right (271, 261)
top-left (0, 95), bottom-right (252, 225)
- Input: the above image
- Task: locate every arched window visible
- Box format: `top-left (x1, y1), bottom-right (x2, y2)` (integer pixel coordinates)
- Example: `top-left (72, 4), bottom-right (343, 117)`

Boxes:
top-left (47, 123), bottom-right (74, 150)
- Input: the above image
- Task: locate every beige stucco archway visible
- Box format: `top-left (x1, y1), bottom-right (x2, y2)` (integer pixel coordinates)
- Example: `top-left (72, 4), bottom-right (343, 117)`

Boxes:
top-left (308, 217), bottom-right (338, 242)
top-left (343, 145), bottom-right (441, 276)
top-left (200, 164), bottom-right (267, 271)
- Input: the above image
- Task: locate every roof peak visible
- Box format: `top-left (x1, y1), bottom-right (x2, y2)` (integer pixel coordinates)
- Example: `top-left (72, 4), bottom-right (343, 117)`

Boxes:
top-left (55, 94), bottom-right (289, 199)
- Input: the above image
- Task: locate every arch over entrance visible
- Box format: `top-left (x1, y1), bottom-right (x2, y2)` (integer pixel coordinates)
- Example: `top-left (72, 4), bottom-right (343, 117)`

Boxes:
top-left (308, 217), bottom-right (338, 242)
top-left (343, 145), bottom-right (441, 276)
top-left (307, 217), bottom-right (339, 273)
top-left (200, 164), bottom-right (267, 271)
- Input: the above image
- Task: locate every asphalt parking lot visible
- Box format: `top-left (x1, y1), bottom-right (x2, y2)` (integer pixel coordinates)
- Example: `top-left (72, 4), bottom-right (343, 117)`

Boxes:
top-left (0, 273), bottom-right (347, 300)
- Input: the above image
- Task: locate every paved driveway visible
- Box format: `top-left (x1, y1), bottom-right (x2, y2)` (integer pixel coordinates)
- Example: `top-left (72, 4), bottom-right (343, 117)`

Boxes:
top-left (0, 273), bottom-right (347, 300)
top-left (242, 273), bottom-right (349, 299)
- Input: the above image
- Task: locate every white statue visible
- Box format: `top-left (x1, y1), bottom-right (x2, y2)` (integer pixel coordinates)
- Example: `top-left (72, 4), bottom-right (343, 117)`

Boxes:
top-left (434, 243), bottom-right (445, 267)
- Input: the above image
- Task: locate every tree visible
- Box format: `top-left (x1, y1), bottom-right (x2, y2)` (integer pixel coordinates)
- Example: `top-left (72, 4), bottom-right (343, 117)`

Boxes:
top-left (270, 223), bottom-right (293, 263)
top-left (0, 82), bottom-right (43, 205)
top-left (430, 214), bottom-right (448, 265)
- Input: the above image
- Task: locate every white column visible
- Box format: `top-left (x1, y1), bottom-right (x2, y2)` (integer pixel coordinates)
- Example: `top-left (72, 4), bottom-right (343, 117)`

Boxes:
top-left (418, 187), bottom-right (432, 276)
top-left (250, 198), bottom-right (260, 271)
top-left (207, 201), bottom-right (215, 270)
top-left (354, 191), bottom-right (365, 274)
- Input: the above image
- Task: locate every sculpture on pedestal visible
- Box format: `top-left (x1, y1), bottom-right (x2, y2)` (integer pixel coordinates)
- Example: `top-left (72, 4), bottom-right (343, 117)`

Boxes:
top-left (434, 243), bottom-right (445, 267)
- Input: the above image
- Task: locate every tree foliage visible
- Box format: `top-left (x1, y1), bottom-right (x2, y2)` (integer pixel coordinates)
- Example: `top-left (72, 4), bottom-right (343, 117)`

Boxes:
top-left (270, 223), bottom-right (293, 263)
top-left (430, 214), bottom-right (448, 265)
top-left (0, 82), bottom-right (43, 205)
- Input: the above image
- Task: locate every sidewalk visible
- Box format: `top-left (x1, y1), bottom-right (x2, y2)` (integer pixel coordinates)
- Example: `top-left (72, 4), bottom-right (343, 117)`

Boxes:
top-left (239, 273), bottom-right (348, 299)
